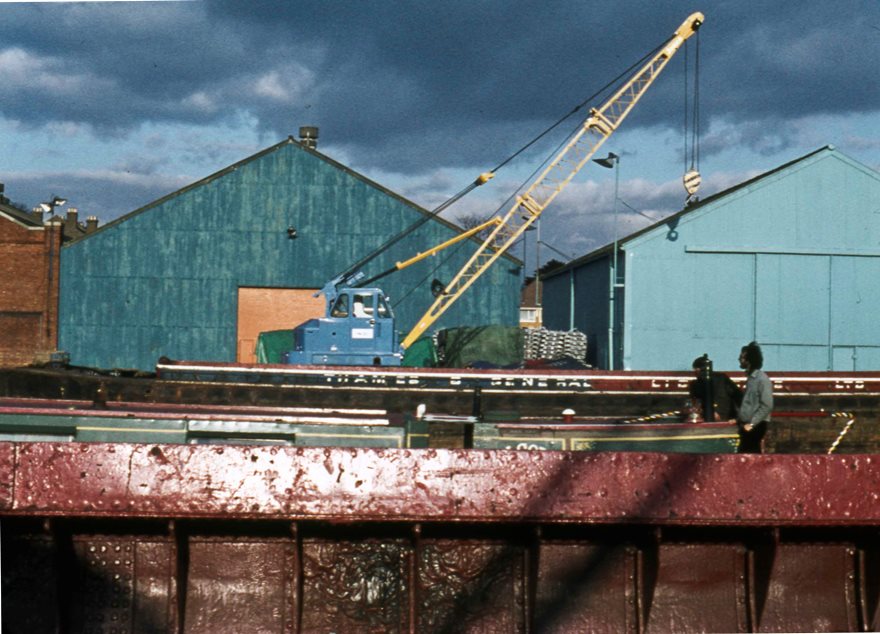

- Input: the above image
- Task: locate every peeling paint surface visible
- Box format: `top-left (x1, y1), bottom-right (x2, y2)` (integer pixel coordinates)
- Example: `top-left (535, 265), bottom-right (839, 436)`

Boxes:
top-left (6, 442), bottom-right (880, 524)
top-left (3, 442), bottom-right (879, 631)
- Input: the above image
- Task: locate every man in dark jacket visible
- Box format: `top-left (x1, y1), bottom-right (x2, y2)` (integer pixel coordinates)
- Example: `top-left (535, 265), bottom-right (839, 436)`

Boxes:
top-left (689, 355), bottom-right (742, 421)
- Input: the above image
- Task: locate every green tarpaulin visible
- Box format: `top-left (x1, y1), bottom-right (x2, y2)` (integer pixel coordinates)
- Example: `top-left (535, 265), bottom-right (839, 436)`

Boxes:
top-left (402, 336), bottom-right (438, 367)
top-left (437, 326), bottom-right (523, 368)
top-left (255, 329), bottom-right (294, 364)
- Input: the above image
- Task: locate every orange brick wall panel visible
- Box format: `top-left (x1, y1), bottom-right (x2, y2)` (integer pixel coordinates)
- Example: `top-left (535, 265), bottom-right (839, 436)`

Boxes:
top-left (236, 288), bottom-right (324, 363)
top-left (0, 218), bottom-right (61, 365)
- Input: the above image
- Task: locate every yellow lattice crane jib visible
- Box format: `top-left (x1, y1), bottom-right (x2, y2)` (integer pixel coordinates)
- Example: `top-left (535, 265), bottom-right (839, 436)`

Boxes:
top-left (401, 12), bottom-right (705, 349)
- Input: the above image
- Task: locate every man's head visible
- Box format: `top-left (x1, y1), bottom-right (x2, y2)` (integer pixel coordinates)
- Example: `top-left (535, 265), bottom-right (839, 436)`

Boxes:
top-left (692, 355), bottom-right (709, 375)
top-left (739, 341), bottom-right (763, 371)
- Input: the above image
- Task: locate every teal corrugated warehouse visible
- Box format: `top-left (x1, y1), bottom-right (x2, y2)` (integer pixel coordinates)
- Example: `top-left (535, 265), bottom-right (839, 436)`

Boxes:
top-left (59, 137), bottom-right (520, 370)
top-left (543, 147), bottom-right (880, 371)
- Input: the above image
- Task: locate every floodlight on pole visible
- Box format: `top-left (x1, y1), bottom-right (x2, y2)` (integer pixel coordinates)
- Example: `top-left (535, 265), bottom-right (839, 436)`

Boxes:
top-left (593, 152), bottom-right (620, 370)
top-left (40, 195), bottom-right (68, 215)
top-left (593, 152), bottom-right (619, 169)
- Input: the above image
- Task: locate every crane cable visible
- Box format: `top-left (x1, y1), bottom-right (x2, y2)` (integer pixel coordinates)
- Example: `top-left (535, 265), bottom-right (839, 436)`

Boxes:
top-left (683, 30), bottom-right (702, 202)
top-left (458, 38), bottom-right (667, 226)
top-left (342, 39), bottom-right (668, 288)
top-left (691, 32), bottom-right (702, 173)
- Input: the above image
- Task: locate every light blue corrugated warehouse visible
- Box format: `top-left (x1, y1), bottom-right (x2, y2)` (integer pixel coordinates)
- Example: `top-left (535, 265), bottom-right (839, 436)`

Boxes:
top-left (542, 147), bottom-right (880, 371)
top-left (58, 135), bottom-right (520, 370)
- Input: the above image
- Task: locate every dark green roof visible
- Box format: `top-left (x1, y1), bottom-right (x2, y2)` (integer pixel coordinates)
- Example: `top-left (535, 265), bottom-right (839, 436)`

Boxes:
top-left (67, 136), bottom-right (521, 265)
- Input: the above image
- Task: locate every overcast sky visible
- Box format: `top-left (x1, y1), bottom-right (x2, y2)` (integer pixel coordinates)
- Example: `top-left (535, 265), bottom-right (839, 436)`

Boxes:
top-left (2, 1), bottom-right (879, 270)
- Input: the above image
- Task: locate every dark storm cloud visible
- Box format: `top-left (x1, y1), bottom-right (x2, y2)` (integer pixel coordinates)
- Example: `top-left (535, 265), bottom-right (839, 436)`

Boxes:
top-left (154, 1), bottom-right (880, 166)
top-left (0, 2), bottom-right (260, 132)
top-left (8, 165), bottom-right (190, 221)
top-left (2, 1), bottom-right (879, 175)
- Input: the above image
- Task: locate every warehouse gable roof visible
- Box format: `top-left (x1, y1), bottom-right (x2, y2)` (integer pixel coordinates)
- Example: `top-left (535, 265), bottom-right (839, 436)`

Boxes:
top-left (545, 145), bottom-right (877, 279)
top-left (65, 135), bottom-right (516, 262)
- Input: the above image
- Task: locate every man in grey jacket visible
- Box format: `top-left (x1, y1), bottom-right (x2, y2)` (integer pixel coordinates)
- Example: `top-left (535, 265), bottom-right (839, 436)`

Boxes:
top-left (733, 341), bottom-right (773, 453)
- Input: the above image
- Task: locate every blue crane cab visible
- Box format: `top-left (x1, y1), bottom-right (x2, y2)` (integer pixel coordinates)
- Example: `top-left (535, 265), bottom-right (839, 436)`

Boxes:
top-left (283, 287), bottom-right (403, 366)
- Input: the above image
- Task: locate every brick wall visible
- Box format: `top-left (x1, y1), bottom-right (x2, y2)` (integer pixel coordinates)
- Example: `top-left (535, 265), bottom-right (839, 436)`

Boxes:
top-left (0, 216), bottom-right (62, 367)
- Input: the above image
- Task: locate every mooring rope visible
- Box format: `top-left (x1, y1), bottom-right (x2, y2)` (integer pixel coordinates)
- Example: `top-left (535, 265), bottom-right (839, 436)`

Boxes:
top-left (827, 412), bottom-right (856, 455)
top-left (620, 410), bottom-right (681, 424)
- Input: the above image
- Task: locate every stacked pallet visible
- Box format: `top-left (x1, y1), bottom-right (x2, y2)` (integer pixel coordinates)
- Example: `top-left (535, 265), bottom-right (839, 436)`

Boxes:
top-left (523, 328), bottom-right (587, 362)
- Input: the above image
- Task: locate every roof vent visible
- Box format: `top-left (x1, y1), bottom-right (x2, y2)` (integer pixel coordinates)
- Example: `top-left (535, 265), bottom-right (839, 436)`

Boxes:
top-left (299, 126), bottom-right (319, 150)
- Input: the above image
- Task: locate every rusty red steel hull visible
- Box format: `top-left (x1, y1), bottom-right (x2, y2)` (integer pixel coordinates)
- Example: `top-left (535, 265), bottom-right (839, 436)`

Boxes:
top-left (0, 443), bottom-right (880, 633)
top-left (3, 442), bottom-right (880, 632)
top-left (2, 442), bottom-right (879, 524)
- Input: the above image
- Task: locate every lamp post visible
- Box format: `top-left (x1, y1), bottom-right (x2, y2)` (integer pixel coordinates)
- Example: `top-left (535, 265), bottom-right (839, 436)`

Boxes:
top-left (536, 215), bottom-right (542, 311)
top-left (517, 219), bottom-right (541, 325)
top-left (39, 195), bottom-right (67, 216)
top-left (37, 195), bottom-right (66, 343)
top-left (512, 227), bottom-right (537, 328)
top-left (593, 153), bottom-right (619, 370)
top-left (538, 240), bottom-right (576, 331)
top-left (518, 224), bottom-right (537, 284)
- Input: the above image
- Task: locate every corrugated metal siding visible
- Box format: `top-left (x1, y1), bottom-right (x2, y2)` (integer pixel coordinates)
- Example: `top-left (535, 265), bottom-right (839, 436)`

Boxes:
top-left (546, 148), bottom-right (880, 371)
top-left (623, 149), bottom-right (880, 371)
top-left (543, 255), bottom-right (613, 368)
top-left (59, 140), bottom-right (519, 370)
top-left (622, 250), bottom-right (756, 371)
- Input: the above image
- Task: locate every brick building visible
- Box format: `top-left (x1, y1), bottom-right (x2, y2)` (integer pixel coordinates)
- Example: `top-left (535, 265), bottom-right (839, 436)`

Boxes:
top-left (519, 279), bottom-right (542, 328)
top-left (0, 186), bottom-right (98, 367)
